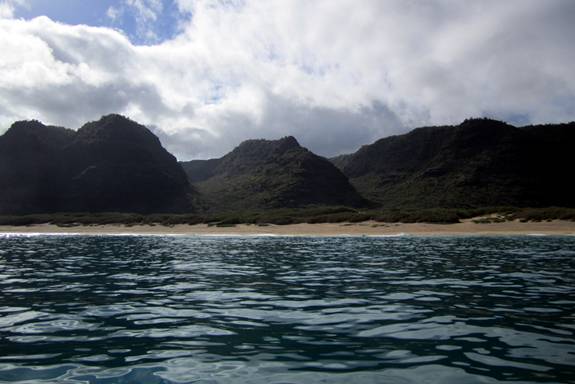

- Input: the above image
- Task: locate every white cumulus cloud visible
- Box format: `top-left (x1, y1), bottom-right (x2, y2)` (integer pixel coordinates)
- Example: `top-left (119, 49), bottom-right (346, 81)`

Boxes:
top-left (0, 0), bottom-right (28, 19)
top-left (1, 0), bottom-right (574, 160)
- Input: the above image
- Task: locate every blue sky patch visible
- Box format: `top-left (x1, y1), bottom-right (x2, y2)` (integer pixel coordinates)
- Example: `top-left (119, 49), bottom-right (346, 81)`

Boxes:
top-left (13, 0), bottom-right (186, 44)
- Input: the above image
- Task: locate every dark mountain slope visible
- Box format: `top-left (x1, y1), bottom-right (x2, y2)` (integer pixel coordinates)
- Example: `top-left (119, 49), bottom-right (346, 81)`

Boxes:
top-left (62, 115), bottom-right (193, 213)
top-left (181, 136), bottom-right (364, 211)
top-left (0, 121), bottom-right (75, 213)
top-left (0, 115), bottom-right (194, 214)
top-left (332, 118), bottom-right (575, 208)
top-left (182, 158), bottom-right (220, 183)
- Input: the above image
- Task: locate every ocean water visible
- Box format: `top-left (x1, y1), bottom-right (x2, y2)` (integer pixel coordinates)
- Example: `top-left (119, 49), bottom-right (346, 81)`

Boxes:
top-left (0, 235), bottom-right (574, 384)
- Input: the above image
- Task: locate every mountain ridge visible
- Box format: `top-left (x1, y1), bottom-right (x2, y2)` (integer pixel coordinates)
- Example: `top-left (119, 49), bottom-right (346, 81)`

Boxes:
top-left (1, 115), bottom-right (573, 215)
top-left (331, 118), bottom-right (575, 208)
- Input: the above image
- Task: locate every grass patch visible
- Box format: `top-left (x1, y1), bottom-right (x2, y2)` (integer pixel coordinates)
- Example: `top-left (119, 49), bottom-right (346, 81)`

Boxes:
top-left (511, 207), bottom-right (575, 222)
top-left (0, 206), bottom-right (573, 227)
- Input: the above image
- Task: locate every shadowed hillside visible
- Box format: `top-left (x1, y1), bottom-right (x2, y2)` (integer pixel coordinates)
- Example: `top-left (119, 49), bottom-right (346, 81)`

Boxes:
top-left (332, 118), bottom-right (575, 208)
top-left (0, 115), bottom-right (194, 214)
top-left (2, 115), bottom-right (573, 216)
top-left (181, 136), bottom-right (365, 211)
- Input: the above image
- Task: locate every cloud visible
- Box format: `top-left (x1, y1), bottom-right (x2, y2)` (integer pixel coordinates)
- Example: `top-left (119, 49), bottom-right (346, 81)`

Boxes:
top-left (153, 94), bottom-right (404, 160)
top-left (0, 3), bottom-right (14, 18)
top-left (0, 0), bottom-right (27, 19)
top-left (106, 6), bottom-right (121, 21)
top-left (1, 0), bottom-right (575, 160)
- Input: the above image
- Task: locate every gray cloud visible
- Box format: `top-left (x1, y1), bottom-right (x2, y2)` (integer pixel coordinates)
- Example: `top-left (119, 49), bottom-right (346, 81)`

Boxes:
top-left (157, 95), bottom-right (404, 160)
top-left (1, 0), bottom-right (574, 160)
top-left (253, 96), bottom-right (404, 159)
top-left (3, 81), bottom-right (171, 129)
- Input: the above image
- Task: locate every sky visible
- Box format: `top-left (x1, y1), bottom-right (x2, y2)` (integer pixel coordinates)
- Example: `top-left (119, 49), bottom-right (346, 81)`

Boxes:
top-left (0, 0), bottom-right (574, 160)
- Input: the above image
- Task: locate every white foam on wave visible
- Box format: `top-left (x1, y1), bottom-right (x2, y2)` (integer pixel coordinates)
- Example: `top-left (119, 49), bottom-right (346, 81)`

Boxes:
top-left (0, 232), bottom-right (410, 239)
top-left (367, 232), bottom-right (408, 238)
top-left (0, 232), bottom-right (84, 237)
top-left (0, 232), bottom-right (272, 238)
top-left (0, 232), bottom-right (185, 238)
top-left (3, 231), bottom-right (572, 239)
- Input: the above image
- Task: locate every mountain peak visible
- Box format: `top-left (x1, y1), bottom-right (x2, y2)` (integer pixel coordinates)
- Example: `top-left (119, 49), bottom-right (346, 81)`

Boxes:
top-left (181, 135), bottom-right (364, 210)
top-left (0, 115), bottom-right (193, 214)
top-left (80, 114), bottom-right (139, 131)
top-left (231, 136), bottom-right (302, 161)
top-left (77, 114), bottom-right (160, 146)
top-left (277, 135), bottom-right (300, 148)
top-left (3, 120), bottom-right (74, 148)
top-left (238, 135), bottom-right (300, 148)
top-left (97, 113), bottom-right (138, 126)
top-left (459, 118), bottom-right (513, 130)
top-left (8, 119), bottom-right (46, 132)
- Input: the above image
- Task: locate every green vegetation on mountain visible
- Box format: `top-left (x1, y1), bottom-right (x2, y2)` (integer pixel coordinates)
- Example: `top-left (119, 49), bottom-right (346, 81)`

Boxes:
top-left (181, 136), bottom-right (365, 211)
top-left (1, 115), bottom-right (573, 221)
top-left (332, 118), bottom-right (575, 209)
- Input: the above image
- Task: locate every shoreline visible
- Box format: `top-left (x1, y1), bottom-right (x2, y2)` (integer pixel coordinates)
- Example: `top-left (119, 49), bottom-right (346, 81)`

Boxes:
top-left (1, 220), bottom-right (574, 237)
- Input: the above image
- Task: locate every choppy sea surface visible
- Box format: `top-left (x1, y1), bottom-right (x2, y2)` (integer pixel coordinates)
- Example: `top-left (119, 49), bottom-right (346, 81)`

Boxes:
top-left (0, 234), bottom-right (574, 383)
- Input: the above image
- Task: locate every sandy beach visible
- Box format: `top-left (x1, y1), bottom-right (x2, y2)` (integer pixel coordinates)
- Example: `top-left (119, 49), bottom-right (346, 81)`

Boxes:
top-left (1, 219), bottom-right (574, 236)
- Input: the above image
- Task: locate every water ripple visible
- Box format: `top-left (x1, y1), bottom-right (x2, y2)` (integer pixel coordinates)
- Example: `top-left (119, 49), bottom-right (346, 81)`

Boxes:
top-left (0, 236), bottom-right (574, 383)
